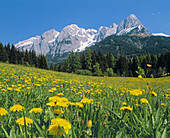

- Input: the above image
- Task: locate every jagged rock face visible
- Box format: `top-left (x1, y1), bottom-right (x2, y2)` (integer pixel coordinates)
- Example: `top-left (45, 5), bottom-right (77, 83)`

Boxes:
top-left (15, 14), bottom-right (151, 57)
top-left (95, 23), bottom-right (118, 42)
top-left (117, 14), bottom-right (151, 36)
top-left (15, 29), bottom-right (59, 55)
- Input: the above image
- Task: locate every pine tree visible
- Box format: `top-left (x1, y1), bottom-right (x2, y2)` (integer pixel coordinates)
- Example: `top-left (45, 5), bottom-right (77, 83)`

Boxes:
top-left (50, 63), bottom-right (54, 70)
top-left (85, 48), bottom-right (92, 71)
top-left (93, 62), bottom-right (102, 76)
top-left (73, 52), bottom-right (81, 72)
top-left (0, 43), bottom-right (8, 62)
top-left (9, 45), bottom-right (17, 64)
top-left (91, 50), bottom-right (97, 72)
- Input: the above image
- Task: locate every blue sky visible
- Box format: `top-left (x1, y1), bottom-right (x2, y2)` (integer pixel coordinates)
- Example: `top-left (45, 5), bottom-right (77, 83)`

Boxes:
top-left (1, 0), bottom-right (170, 44)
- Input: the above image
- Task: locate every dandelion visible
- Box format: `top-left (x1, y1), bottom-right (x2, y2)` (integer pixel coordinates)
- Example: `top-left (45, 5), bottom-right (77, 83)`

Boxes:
top-left (135, 104), bottom-right (140, 107)
top-left (147, 64), bottom-right (152, 67)
top-left (48, 118), bottom-right (71, 136)
top-left (80, 97), bottom-right (93, 104)
top-left (70, 102), bottom-right (84, 108)
top-left (57, 93), bottom-right (64, 96)
top-left (53, 109), bottom-right (64, 115)
top-left (161, 103), bottom-right (166, 106)
top-left (7, 87), bottom-right (12, 91)
top-left (138, 75), bottom-right (142, 79)
top-left (10, 104), bottom-right (25, 112)
top-left (48, 89), bottom-right (54, 93)
top-left (140, 98), bottom-right (149, 103)
top-left (120, 106), bottom-right (133, 111)
top-left (122, 102), bottom-right (127, 106)
top-left (46, 102), bottom-right (56, 107)
top-left (86, 120), bottom-right (92, 128)
top-left (29, 108), bottom-right (43, 113)
top-left (0, 107), bottom-right (8, 116)
top-left (16, 117), bottom-right (33, 126)
top-left (151, 91), bottom-right (157, 97)
top-left (130, 89), bottom-right (142, 96)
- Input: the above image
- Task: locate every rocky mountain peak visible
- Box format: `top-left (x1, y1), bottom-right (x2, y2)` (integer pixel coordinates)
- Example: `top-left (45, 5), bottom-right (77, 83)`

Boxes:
top-left (117, 14), bottom-right (144, 33)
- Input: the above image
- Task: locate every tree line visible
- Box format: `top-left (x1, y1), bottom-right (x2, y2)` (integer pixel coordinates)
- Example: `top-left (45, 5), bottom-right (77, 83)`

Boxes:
top-left (54, 48), bottom-right (170, 78)
top-left (0, 43), bottom-right (48, 69)
top-left (1, 42), bottom-right (169, 78)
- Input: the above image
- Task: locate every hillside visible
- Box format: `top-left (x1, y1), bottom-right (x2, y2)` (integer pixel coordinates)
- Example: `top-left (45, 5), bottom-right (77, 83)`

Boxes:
top-left (90, 35), bottom-right (170, 57)
top-left (0, 62), bottom-right (170, 137)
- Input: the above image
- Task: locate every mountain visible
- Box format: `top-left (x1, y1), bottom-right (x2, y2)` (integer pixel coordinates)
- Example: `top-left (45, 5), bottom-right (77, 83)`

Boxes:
top-left (15, 29), bottom-right (59, 55)
top-left (117, 14), bottom-right (151, 36)
top-left (152, 33), bottom-right (170, 37)
top-left (15, 14), bottom-right (152, 63)
top-left (89, 35), bottom-right (170, 57)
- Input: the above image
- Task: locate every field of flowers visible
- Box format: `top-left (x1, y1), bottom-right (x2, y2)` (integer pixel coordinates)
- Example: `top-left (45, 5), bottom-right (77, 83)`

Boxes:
top-left (0, 63), bottom-right (169, 137)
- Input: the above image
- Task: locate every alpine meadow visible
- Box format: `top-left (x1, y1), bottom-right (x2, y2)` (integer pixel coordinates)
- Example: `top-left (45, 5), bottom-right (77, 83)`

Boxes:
top-left (0, 63), bottom-right (169, 137)
top-left (1, 0), bottom-right (170, 137)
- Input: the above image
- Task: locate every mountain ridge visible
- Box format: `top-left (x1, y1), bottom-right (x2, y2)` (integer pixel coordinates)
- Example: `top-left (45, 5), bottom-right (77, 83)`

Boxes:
top-left (14, 14), bottom-right (169, 63)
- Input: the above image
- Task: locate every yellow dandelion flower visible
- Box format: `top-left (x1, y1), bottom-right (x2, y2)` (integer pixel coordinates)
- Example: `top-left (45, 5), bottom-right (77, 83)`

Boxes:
top-left (86, 120), bottom-right (92, 128)
top-left (29, 108), bottom-right (43, 113)
top-left (138, 75), bottom-right (142, 79)
top-left (70, 102), bottom-right (84, 108)
top-left (135, 104), bottom-right (140, 107)
top-left (51, 87), bottom-right (57, 91)
top-left (161, 103), bottom-right (166, 106)
top-left (151, 91), bottom-right (157, 97)
top-left (57, 93), bottom-right (64, 96)
top-left (80, 97), bottom-right (93, 104)
top-left (7, 87), bottom-right (12, 91)
top-left (56, 102), bottom-right (69, 108)
top-left (10, 104), bottom-right (25, 112)
top-left (147, 64), bottom-right (152, 67)
top-left (122, 102), bottom-right (127, 105)
top-left (120, 106), bottom-right (133, 111)
top-left (53, 109), bottom-right (64, 115)
top-left (48, 118), bottom-right (71, 136)
top-left (130, 89), bottom-right (142, 96)
top-left (16, 117), bottom-right (33, 126)
top-left (0, 107), bottom-right (8, 116)
top-left (46, 102), bottom-right (56, 107)
top-left (140, 98), bottom-right (149, 103)
top-left (48, 89), bottom-right (54, 93)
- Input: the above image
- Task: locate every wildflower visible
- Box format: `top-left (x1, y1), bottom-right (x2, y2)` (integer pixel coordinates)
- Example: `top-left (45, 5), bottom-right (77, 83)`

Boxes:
top-left (130, 89), bottom-right (142, 96)
top-left (161, 103), bottom-right (166, 106)
top-left (120, 106), bottom-right (133, 111)
top-left (56, 102), bottom-right (69, 108)
top-left (29, 108), bottom-right (43, 113)
top-left (140, 98), bottom-right (149, 103)
top-left (16, 117), bottom-right (33, 126)
top-left (51, 87), bottom-right (57, 91)
top-left (122, 102), bottom-right (127, 105)
top-left (138, 75), bottom-right (142, 79)
top-left (48, 89), bottom-right (54, 93)
top-left (10, 104), bottom-right (25, 112)
top-left (7, 87), bottom-right (12, 91)
top-left (86, 120), bottom-right (92, 128)
top-left (53, 109), bottom-right (64, 115)
top-left (57, 93), bottom-right (64, 96)
top-left (46, 102), bottom-right (56, 107)
top-left (0, 107), bottom-right (8, 116)
top-left (80, 97), bottom-right (93, 104)
top-left (147, 64), bottom-right (152, 67)
top-left (48, 118), bottom-right (71, 136)
top-left (151, 91), bottom-right (157, 97)
top-left (70, 102), bottom-right (84, 108)
top-left (135, 104), bottom-right (140, 107)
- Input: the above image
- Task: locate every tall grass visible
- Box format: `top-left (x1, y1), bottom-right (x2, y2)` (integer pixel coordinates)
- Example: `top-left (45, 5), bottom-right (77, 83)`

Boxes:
top-left (0, 63), bottom-right (169, 137)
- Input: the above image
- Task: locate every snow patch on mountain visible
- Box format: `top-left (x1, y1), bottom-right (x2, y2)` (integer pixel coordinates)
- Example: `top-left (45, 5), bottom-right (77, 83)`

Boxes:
top-left (152, 33), bottom-right (170, 37)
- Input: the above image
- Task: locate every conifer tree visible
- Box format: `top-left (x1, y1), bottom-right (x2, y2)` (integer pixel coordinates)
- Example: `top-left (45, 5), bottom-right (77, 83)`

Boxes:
top-left (85, 48), bottom-right (92, 71)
